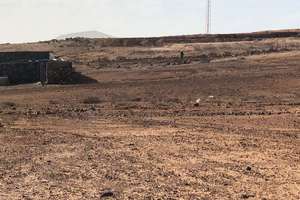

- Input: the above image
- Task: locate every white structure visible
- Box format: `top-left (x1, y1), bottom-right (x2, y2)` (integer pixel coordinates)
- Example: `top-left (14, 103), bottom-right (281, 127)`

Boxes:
top-left (206, 0), bottom-right (211, 34)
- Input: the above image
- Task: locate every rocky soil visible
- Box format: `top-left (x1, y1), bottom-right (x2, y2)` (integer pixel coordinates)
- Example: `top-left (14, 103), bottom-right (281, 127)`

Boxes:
top-left (0, 32), bottom-right (299, 199)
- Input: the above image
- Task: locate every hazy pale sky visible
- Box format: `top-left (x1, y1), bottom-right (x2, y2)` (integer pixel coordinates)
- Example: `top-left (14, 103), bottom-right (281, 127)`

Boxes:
top-left (1, 0), bottom-right (299, 43)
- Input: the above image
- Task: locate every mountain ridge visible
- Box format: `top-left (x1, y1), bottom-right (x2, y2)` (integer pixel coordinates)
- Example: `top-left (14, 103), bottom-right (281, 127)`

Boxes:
top-left (56, 31), bottom-right (112, 40)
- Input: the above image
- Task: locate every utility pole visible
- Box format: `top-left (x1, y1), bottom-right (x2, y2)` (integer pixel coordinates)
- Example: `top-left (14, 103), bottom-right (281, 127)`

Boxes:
top-left (206, 0), bottom-right (211, 34)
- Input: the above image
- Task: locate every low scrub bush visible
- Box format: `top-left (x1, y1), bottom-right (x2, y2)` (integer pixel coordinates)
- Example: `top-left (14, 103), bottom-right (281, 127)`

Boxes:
top-left (82, 96), bottom-right (102, 104)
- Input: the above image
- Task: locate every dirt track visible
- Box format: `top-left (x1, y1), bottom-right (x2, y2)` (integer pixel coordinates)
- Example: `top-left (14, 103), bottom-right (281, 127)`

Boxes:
top-left (0, 40), bottom-right (300, 199)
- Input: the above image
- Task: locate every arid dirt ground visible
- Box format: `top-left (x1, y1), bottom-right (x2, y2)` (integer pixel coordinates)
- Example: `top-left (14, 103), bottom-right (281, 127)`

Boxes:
top-left (0, 33), bottom-right (300, 199)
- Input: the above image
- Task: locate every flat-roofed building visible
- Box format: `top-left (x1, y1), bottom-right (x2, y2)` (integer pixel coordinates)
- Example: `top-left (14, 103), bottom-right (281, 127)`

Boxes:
top-left (0, 51), bottom-right (73, 85)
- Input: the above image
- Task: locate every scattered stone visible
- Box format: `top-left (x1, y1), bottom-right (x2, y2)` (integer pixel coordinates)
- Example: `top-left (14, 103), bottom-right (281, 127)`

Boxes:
top-left (1, 101), bottom-right (16, 108)
top-left (100, 189), bottom-right (114, 198)
top-left (131, 97), bottom-right (142, 102)
top-left (90, 106), bottom-right (96, 111)
top-left (246, 166), bottom-right (252, 171)
top-left (35, 81), bottom-right (42, 86)
top-left (241, 193), bottom-right (255, 199)
top-left (82, 96), bottom-right (102, 104)
top-left (49, 100), bottom-right (59, 105)
top-left (194, 98), bottom-right (201, 107)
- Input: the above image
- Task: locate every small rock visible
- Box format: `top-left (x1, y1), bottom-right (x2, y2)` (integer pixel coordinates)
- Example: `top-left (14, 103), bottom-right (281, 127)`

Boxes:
top-left (241, 193), bottom-right (255, 199)
top-left (90, 106), bottom-right (96, 111)
top-left (132, 97), bottom-right (142, 102)
top-left (194, 98), bottom-right (201, 107)
top-left (100, 189), bottom-right (114, 198)
top-left (246, 166), bottom-right (252, 171)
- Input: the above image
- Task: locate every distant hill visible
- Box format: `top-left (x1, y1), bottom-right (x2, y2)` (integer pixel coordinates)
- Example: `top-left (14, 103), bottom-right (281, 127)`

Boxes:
top-left (56, 31), bottom-right (112, 40)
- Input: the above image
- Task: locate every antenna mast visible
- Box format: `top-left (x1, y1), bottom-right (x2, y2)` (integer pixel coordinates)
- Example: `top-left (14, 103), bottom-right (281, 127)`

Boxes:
top-left (206, 0), bottom-right (211, 34)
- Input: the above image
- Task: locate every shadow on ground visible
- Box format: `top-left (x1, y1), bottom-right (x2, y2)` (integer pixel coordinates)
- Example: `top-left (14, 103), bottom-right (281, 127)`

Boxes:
top-left (63, 71), bottom-right (98, 84)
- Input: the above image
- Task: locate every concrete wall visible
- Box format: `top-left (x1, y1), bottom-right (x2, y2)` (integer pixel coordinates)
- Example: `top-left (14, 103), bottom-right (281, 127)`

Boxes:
top-left (0, 61), bottom-right (73, 85)
top-left (0, 51), bottom-right (51, 63)
top-left (0, 77), bottom-right (9, 86)
top-left (0, 62), bottom-right (40, 84)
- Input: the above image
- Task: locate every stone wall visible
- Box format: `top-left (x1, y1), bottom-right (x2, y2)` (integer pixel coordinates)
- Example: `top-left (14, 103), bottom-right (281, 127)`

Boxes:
top-left (72, 31), bottom-right (300, 47)
top-left (47, 61), bottom-right (73, 84)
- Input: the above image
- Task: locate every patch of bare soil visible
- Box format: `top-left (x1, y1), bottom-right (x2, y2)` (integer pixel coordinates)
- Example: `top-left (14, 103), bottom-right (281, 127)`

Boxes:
top-left (0, 39), bottom-right (300, 199)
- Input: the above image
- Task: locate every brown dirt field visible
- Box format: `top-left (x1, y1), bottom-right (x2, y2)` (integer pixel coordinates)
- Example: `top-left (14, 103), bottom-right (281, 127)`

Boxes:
top-left (0, 33), bottom-right (300, 199)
